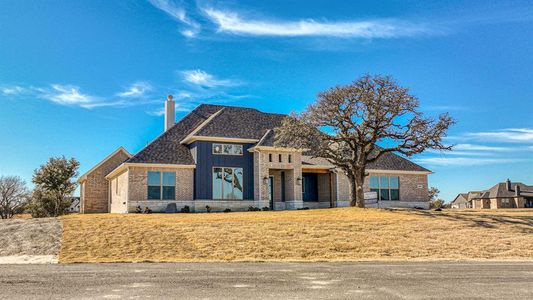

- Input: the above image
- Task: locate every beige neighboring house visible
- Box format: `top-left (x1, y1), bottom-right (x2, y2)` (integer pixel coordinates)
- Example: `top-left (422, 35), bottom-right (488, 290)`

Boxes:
top-left (451, 191), bottom-right (483, 209)
top-left (78, 96), bottom-right (432, 213)
top-left (453, 179), bottom-right (533, 209)
top-left (451, 193), bottom-right (469, 209)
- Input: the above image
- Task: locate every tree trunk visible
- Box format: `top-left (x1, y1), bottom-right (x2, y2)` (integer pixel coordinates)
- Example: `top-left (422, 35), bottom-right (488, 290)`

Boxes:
top-left (354, 170), bottom-right (365, 208)
top-left (349, 175), bottom-right (357, 207)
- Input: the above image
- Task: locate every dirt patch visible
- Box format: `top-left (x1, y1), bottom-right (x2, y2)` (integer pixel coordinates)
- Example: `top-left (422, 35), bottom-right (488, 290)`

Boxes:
top-left (0, 217), bottom-right (62, 264)
top-left (60, 208), bottom-right (533, 263)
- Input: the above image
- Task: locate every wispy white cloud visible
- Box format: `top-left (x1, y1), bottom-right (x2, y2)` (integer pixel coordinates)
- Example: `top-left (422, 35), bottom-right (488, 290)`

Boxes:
top-left (1, 85), bottom-right (26, 95)
top-left (453, 143), bottom-right (514, 152)
top-left (413, 157), bottom-right (527, 167)
top-left (458, 128), bottom-right (533, 143)
top-left (202, 8), bottom-right (432, 38)
top-left (424, 105), bottom-right (469, 112)
top-left (39, 84), bottom-right (97, 107)
top-left (181, 69), bottom-right (241, 88)
top-left (117, 82), bottom-right (152, 98)
top-left (148, 0), bottom-right (201, 37)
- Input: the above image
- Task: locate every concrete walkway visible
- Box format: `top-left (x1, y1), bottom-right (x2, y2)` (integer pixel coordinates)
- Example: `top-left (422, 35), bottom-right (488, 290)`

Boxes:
top-left (1, 262), bottom-right (532, 299)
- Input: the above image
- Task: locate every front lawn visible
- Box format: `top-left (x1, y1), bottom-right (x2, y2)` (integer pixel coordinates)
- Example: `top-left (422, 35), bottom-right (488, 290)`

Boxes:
top-left (59, 208), bottom-right (533, 263)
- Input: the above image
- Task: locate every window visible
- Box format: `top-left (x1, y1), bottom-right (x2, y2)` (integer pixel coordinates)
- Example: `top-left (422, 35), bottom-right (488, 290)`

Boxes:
top-left (269, 153), bottom-right (272, 162)
top-left (213, 167), bottom-right (244, 200)
top-left (370, 176), bottom-right (399, 201)
top-left (279, 154), bottom-right (282, 162)
top-left (147, 171), bottom-right (176, 200)
top-left (212, 143), bottom-right (243, 155)
top-left (288, 155), bottom-right (292, 163)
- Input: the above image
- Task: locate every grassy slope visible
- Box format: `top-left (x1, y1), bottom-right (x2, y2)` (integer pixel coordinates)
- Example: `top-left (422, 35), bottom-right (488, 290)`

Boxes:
top-left (59, 208), bottom-right (533, 263)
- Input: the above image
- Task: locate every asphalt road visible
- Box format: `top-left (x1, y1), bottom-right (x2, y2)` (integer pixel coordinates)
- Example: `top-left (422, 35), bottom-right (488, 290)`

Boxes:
top-left (1, 262), bottom-right (532, 299)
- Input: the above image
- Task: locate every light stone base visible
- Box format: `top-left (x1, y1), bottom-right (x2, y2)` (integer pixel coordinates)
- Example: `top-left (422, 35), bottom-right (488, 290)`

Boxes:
top-left (337, 200), bottom-right (429, 209)
top-left (130, 200), bottom-right (272, 213)
top-left (302, 202), bottom-right (331, 209)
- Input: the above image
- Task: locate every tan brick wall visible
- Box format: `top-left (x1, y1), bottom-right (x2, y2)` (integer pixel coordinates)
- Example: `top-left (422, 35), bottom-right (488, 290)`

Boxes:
top-left (335, 171), bottom-right (429, 207)
top-left (254, 150), bottom-right (303, 205)
top-left (128, 166), bottom-right (194, 203)
top-left (110, 170), bottom-right (129, 213)
top-left (81, 150), bottom-right (130, 213)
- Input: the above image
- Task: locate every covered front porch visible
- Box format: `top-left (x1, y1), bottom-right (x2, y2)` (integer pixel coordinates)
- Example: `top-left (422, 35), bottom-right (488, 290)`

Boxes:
top-left (266, 167), bottom-right (337, 210)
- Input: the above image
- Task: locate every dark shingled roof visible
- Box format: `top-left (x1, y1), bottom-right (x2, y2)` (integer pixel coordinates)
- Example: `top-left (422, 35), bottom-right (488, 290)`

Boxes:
top-left (196, 106), bottom-right (286, 140)
top-left (128, 103), bottom-right (432, 172)
top-left (128, 104), bottom-right (222, 164)
top-left (302, 152), bottom-right (430, 172)
top-left (256, 129), bottom-right (276, 147)
top-left (474, 182), bottom-right (533, 199)
top-left (367, 152), bottom-right (430, 172)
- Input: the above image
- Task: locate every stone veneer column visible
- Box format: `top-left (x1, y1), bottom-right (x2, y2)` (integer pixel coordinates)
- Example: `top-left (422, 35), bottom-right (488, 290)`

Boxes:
top-left (253, 151), bottom-right (269, 201)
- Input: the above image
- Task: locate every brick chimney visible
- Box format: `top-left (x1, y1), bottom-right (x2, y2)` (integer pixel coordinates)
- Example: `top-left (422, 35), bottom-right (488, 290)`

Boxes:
top-left (164, 95), bottom-right (175, 132)
top-left (506, 178), bottom-right (512, 191)
top-left (515, 184), bottom-right (521, 196)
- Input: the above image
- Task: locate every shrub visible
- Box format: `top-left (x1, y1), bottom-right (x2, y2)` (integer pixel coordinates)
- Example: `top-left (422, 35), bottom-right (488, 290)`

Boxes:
top-left (223, 208), bottom-right (231, 213)
top-left (180, 205), bottom-right (190, 213)
top-left (261, 207), bottom-right (270, 211)
top-left (248, 206), bottom-right (261, 211)
top-left (205, 205), bottom-right (211, 213)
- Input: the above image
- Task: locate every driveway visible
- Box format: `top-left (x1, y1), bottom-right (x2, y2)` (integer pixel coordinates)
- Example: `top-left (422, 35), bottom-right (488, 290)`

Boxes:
top-left (1, 262), bottom-right (532, 299)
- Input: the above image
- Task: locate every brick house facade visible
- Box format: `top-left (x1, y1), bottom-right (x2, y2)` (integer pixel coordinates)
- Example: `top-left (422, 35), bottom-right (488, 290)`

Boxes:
top-left (78, 98), bottom-right (433, 213)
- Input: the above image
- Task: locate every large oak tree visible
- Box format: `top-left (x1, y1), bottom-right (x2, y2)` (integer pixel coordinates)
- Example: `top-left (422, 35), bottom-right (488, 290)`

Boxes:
top-left (275, 75), bottom-right (454, 207)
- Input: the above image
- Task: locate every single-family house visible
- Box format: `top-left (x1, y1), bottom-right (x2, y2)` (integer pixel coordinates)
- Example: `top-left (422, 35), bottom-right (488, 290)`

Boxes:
top-left (78, 96), bottom-right (432, 213)
top-left (470, 180), bottom-right (533, 209)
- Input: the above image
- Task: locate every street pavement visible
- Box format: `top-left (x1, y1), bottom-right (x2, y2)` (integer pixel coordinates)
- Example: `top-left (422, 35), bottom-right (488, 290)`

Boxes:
top-left (1, 262), bottom-right (532, 299)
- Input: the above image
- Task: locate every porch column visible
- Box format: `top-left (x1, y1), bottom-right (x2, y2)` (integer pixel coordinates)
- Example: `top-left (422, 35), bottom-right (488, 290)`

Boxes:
top-left (253, 151), bottom-right (270, 202)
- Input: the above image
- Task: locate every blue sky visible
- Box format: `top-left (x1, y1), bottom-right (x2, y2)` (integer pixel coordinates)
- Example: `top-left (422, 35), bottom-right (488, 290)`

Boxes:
top-left (0, 0), bottom-right (532, 201)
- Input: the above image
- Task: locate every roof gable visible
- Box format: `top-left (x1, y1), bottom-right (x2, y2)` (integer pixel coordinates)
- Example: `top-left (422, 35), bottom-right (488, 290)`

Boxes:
top-left (78, 147), bottom-right (131, 182)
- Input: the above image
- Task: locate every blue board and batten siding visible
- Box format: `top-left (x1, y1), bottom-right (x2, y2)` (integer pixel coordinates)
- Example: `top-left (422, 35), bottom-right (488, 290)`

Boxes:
top-left (190, 141), bottom-right (255, 200)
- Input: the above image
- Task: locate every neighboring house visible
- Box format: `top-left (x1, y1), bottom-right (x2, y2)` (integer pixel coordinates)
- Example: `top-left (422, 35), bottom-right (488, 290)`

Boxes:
top-left (67, 197), bottom-right (81, 212)
top-left (457, 179), bottom-right (533, 209)
top-left (78, 96), bottom-right (432, 213)
top-left (451, 191), bottom-right (483, 209)
top-left (451, 193), bottom-right (469, 209)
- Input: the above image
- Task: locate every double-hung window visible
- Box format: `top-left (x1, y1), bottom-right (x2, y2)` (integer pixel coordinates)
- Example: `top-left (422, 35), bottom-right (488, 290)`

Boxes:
top-left (370, 176), bottom-right (399, 201)
top-left (212, 143), bottom-right (243, 155)
top-left (213, 167), bottom-right (244, 200)
top-left (147, 171), bottom-right (176, 200)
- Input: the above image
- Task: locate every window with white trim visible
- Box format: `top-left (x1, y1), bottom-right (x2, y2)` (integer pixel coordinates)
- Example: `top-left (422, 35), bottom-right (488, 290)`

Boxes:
top-left (147, 171), bottom-right (176, 200)
top-left (212, 143), bottom-right (243, 155)
top-left (370, 176), bottom-right (399, 201)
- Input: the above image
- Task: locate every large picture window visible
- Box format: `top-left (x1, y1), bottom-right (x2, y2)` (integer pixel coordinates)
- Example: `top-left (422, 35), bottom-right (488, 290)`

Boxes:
top-left (147, 171), bottom-right (176, 200)
top-left (370, 176), bottom-right (399, 201)
top-left (213, 167), bottom-right (244, 199)
top-left (212, 143), bottom-right (243, 155)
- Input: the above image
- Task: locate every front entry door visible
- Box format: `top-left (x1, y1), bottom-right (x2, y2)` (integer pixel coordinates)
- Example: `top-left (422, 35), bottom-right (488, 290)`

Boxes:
top-left (268, 176), bottom-right (274, 210)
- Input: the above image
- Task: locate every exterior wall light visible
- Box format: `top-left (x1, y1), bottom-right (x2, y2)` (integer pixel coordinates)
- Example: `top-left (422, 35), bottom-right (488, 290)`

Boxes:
top-left (263, 176), bottom-right (269, 185)
top-left (296, 176), bottom-right (302, 185)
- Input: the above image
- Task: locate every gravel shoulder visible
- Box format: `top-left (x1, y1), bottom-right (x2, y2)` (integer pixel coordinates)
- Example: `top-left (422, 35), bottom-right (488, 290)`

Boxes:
top-left (0, 217), bottom-right (62, 264)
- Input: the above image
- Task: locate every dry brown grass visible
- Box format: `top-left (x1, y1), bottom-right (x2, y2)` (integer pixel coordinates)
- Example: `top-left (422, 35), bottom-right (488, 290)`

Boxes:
top-left (59, 208), bottom-right (533, 263)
